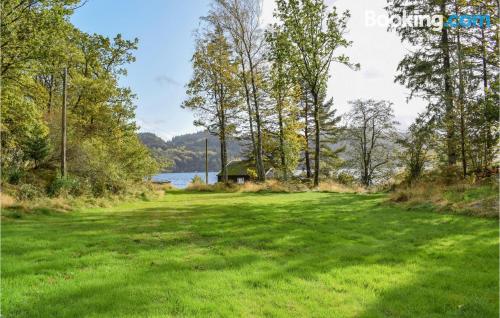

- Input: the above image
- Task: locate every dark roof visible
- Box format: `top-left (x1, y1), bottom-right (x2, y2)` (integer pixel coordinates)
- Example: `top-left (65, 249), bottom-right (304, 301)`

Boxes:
top-left (217, 160), bottom-right (272, 177)
top-left (217, 160), bottom-right (252, 176)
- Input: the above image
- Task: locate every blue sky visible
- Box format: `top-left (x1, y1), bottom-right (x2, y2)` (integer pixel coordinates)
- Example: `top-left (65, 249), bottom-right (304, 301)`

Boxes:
top-left (72, 0), bottom-right (211, 140)
top-left (72, 0), bottom-right (425, 140)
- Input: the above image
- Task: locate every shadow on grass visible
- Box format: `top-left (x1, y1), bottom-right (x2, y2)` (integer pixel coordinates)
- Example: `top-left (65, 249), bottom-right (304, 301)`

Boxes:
top-left (2, 192), bottom-right (498, 317)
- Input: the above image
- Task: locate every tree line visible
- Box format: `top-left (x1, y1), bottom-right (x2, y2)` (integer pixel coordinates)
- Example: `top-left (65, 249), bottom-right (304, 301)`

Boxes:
top-left (183, 0), bottom-right (408, 187)
top-left (1, 0), bottom-right (157, 197)
top-left (183, 0), bottom-right (498, 187)
top-left (387, 0), bottom-right (499, 182)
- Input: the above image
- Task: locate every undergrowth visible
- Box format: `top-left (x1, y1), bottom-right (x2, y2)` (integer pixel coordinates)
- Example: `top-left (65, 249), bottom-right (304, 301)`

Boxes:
top-left (1, 182), bottom-right (172, 218)
top-left (389, 176), bottom-right (498, 218)
top-left (185, 179), bottom-right (365, 194)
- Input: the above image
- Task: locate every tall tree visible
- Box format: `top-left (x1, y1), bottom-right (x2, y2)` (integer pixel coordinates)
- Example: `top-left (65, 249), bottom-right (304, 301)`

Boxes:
top-left (300, 83), bottom-right (313, 178)
top-left (209, 0), bottom-right (267, 181)
top-left (387, 0), bottom-right (499, 175)
top-left (345, 100), bottom-right (398, 187)
top-left (386, 0), bottom-right (457, 167)
top-left (266, 26), bottom-right (303, 180)
top-left (182, 27), bottom-right (240, 183)
top-left (317, 97), bottom-right (343, 177)
top-left (397, 114), bottom-right (435, 184)
top-left (275, 0), bottom-right (356, 186)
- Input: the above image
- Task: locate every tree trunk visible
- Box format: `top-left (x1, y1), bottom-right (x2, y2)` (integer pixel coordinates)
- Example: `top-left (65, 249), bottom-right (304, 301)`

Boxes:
top-left (248, 58), bottom-right (265, 181)
top-left (220, 110), bottom-right (228, 184)
top-left (480, 18), bottom-right (492, 169)
top-left (304, 96), bottom-right (312, 178)
top-left (277, 97), bottom-right (287, 181)
top-left (361, 120), bottom-right (369, 187)
top-left (239, 57), bottom-right (257, 163)
top-left (312, 91), bottom-right (320, 187)
top-left (61, 68), bottom-right (67, 177)
top-left (440, 1), bottom-right (457, 166)
top-left (47, 74), bottom-right (54, 114)
top-left (455, 5), bottom-right (467, 178)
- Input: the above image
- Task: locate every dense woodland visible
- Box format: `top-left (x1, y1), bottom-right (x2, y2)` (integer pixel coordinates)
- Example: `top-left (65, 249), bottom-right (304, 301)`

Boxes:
top-left (1, 0), bottom-right (498, 201)
top-left (1, 0), bottom-right (157, 197)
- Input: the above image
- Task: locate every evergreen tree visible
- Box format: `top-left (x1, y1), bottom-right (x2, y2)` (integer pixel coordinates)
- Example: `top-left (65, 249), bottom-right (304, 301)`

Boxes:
top-left (275, 0), bottom-right (357, 186)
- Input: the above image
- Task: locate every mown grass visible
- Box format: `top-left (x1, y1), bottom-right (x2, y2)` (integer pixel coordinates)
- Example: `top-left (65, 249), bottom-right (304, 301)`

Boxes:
top-left (2, 192), bottom-right (498, 317)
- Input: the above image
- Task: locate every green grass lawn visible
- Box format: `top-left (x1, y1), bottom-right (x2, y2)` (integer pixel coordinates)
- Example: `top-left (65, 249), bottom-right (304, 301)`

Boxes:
top-left (2, 192), bottom-right (499, 317)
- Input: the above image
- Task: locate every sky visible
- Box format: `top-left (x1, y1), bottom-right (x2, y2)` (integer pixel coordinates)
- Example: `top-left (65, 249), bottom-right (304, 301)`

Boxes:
top-left (72, 0), bottom-right (426, 141)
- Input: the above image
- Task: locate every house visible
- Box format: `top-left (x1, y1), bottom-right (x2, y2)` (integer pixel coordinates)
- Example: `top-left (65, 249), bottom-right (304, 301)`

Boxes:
top-left (217, 160), bottom-right (274, 184)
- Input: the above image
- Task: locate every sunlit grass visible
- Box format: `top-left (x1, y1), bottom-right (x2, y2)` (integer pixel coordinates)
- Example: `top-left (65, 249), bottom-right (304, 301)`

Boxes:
top-left (2, 192), bottom-right (498, 317)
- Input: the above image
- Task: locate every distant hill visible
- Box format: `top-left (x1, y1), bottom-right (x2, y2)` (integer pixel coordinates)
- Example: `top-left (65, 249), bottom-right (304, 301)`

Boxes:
top-left (139, 131), bottom-right (245, 173)
top-left (138, 132), bottom-right (169, 149)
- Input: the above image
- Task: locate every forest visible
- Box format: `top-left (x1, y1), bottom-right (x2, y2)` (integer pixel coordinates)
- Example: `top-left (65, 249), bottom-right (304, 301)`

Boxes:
top-left (1, 0), bottom-right (158, 198)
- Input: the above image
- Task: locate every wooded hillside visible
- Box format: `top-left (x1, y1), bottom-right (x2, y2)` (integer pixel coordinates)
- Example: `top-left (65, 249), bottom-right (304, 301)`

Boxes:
top-left (138, 131), bottom-right (243, 172)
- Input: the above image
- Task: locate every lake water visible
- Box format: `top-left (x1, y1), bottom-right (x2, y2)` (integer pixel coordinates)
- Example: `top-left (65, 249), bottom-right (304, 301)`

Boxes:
top-left (152, 172), bottom-right (218, 189)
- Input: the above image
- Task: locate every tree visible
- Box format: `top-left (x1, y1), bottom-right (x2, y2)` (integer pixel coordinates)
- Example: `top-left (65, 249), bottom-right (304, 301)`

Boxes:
top-left (209, 0), bottom-right (267, 182)
top-left (386, 0), bottom-right (499, 176)
top-left (317, 97), bottom-right (343, 177)
top-left (397, 114), bottom-right (435, 184)
top-left (266, 26), bottom-right (303, 180)
top-left (24, 124), bottom-right (51, 169)
top-left (386, 0), bottom-right (457, 167)
top-left (182, 27), bottom-right (240, 183)
top-left (275, 0), bottom-right (357, 186)
top-left (345, 100), bottom-right (398, 187)
top-left (299, 83), bottom-right (314, 178)
top-left (1, 1), bottom-right (158, 195)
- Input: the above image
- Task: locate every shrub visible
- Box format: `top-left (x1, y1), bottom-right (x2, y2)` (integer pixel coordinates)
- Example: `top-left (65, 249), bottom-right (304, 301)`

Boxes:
top-left (7, 169), bottom-right (24, 185)
top-left (389, 178), bottom-right (499, 218)
top-left (334, 172), bottom-right (356, 186)
top-left (191, 175), bottom-right (204, 184)
top-left (17, 184), bottom-right (42, 200)
top-left (47, 176), bottom-right (81, 197)
top-left (318, 181), bottom-right (364, 193)
top-left (439, 165), bottom-right (463, 185)
top-left (246, 168), bottom-right (257, 180)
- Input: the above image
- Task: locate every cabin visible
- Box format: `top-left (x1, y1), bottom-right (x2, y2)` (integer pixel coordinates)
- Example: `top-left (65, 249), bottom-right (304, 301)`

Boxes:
top-left (217, 160), bottom-right (274, 184)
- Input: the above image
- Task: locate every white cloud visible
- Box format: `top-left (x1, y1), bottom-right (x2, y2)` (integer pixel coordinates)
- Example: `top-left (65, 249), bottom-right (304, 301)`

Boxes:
top-left (261, 0), bottom-right (277, 26)
top-left (137, 118), bottom-right (200, 141)
top-left (261, 0), bottom-right (426, 128)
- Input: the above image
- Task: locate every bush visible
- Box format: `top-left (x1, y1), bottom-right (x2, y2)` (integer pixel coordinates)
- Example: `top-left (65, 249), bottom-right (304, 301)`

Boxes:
top-left (16, 184), bottom-right (41, 200)
top-left (7, 169), bottom-right (24, 185)
top-left (389, 177), bottom-right (499, 218)
top-left (47, 176), bottom-right (82, 197)
top-left (318, 181), bottom-right (365, 193)
top-left (334, 172), bottom-right (356, 186)
top-left (439, 165), bottom-right (463, 185)
top-left (191, 175), bottom-right (204, 184)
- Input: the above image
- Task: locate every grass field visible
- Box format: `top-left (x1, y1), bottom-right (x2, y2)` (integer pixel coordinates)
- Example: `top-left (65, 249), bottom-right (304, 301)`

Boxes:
top-left (2, 192), bottom-right (499, 317)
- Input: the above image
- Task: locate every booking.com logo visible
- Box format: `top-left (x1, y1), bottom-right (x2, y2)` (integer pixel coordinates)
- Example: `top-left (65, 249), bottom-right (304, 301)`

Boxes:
top-left (366, 11), bottom-right (491, 30)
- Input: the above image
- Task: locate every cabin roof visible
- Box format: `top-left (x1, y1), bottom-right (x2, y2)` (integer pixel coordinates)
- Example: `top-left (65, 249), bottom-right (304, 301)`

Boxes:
top-left (217, 160), bottom-right (272, 177)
